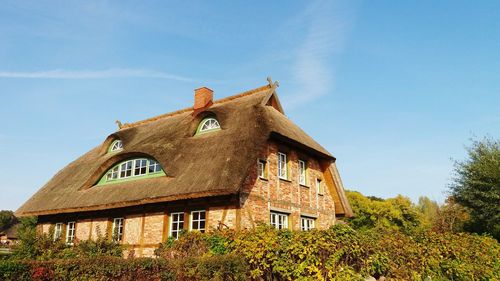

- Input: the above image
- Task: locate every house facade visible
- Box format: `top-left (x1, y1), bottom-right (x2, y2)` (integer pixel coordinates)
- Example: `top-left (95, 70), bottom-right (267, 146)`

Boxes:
top-left (17, 80), bottom-right (352, 257)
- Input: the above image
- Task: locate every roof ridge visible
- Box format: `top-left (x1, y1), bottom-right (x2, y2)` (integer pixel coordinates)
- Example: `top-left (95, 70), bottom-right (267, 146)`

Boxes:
top-left (119, 84), bottom-right (272, 130)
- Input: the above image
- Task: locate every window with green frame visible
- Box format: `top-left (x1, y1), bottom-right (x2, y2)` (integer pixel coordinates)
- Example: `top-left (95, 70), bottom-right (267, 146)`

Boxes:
top-left (196, 117), bottom-right (221, 135)
top-left (97, 158), bottom-right (165, 185)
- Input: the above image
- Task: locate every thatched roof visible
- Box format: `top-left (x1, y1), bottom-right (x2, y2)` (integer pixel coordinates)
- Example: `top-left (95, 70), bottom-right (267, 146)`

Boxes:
top-left (17, 83), bottom-right (351, 217)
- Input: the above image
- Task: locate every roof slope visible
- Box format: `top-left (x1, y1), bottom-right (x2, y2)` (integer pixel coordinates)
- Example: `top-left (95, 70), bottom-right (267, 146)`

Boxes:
top-left (17, 84), bottom-right (346, 216)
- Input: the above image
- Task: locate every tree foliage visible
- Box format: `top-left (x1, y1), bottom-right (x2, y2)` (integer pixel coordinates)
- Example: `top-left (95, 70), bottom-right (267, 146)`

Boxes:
top-left (345, 191), bottom-right (424, 233)
top-left (0, 210), bottom-right (17, 232)
top-left (450, 137), bottom-right (500, 239)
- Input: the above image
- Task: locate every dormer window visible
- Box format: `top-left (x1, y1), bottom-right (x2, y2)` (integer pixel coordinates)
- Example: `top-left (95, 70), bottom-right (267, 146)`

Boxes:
top-left (98, 158), bottom-right (166, 186)
top-left (109, 140), bottom-right (123, 152)
top-left (197, 117), bottom-right (221, 134)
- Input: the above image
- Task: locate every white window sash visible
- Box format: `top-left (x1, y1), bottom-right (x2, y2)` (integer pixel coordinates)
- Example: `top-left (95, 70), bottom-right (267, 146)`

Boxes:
top-left (112, 218), bottom-right (124, 242)
top-left (54, 223), bottom-right (63, 241)
top-left (170, 212), bottom-right (184, 239)
top-left (270, 212), bottom-right (288, 229)
top-left (66, 222), bottom-right (75, 245)
top-left (190, 210), bottom-right (206, 232)
top-left (278, 153), bottom-right (287, 179)
top-left (298, 160), bottom-right (306, 185)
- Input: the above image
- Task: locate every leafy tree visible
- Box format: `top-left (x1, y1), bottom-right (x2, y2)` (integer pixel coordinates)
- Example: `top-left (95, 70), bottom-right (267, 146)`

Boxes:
top-left (417, 196), bottom-right (440, 228)
top-left (0, 210), bottom-right (17, 232)
top-left (450, 137), bottom-right (500, 239)
top-left (434, 197), bottom-right (469, 233)
top-left (346, 191), bottom-right (423, 233)
top-left (11, 216), bottom-right (38, 260)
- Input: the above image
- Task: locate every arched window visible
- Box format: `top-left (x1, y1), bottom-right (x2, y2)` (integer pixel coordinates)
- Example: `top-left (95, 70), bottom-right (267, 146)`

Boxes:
top-left (109, 140), bottom-right (123, 152)
top-left (197, 117), bottom-right (220, 134)
top-left (98, 158), bottom-right (165, 185)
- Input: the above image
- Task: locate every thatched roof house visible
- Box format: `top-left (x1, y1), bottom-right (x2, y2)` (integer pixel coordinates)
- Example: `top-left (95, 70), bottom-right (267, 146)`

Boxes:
top-left (17, 80), bottom-right (352, 257)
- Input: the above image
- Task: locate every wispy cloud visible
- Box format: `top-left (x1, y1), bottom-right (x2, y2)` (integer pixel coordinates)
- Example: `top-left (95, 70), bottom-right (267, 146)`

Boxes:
top-left (286, 1), bottom-right (356, 108)
top-left (0, 68), bottom-right (196, 82)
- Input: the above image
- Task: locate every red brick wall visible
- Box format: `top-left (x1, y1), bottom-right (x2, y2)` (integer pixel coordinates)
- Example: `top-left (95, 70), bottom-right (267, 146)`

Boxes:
top-left (239, 140), bottom-right (336, 230)
top-left (38, 141), bottom-right (339, 256)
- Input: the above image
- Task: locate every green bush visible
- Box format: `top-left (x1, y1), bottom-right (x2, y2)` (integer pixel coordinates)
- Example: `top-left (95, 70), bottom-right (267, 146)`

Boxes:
top-left (2, 225), bottom-right (499, 281)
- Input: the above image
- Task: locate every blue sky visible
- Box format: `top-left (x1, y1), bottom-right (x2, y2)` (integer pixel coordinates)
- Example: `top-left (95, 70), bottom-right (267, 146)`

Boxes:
top-left (1, 1), bottom-right (499, 211)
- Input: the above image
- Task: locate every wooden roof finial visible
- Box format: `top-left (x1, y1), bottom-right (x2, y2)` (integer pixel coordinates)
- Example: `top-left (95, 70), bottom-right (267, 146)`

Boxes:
top-left (115, 120), bottom-right (123, 129)
top-left (267, 76), bottom-right (279, 89)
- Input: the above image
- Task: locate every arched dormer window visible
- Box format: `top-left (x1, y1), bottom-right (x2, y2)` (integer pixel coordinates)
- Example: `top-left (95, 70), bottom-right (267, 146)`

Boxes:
top-left (196, 117), bottom-right (220, 134)
top-left (109, 140), bottom-right (123, 153)
top-left (97, 158), bottom-right (165, 186)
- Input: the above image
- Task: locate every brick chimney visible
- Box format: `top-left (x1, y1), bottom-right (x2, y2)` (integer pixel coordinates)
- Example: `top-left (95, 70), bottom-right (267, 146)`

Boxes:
top-left (194, 87), bottom-right (213, 110)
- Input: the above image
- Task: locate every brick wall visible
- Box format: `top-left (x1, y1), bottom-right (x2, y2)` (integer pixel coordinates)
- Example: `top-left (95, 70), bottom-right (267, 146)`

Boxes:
top-left (38, 141), bottom-right (339, 256)
top-left (239, 140), bottom-right (336, 230)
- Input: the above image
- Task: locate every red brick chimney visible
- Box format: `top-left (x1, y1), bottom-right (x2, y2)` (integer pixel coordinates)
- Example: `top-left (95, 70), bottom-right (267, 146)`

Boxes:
top-left (194, 87), bottom-right (213, 109)
top-left (192, 87), bottom-right (213, 116)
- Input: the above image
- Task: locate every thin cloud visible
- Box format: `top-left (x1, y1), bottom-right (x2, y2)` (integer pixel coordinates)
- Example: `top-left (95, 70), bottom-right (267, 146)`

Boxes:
top-left (286, 1), bottom-right (356, 108)
top-left (0, 68), bottom-right (195, 82)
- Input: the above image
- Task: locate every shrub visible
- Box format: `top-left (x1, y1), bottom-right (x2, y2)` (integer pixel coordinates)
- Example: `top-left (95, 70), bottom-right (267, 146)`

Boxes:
top-left (2, 225), bottom-right (498, 281)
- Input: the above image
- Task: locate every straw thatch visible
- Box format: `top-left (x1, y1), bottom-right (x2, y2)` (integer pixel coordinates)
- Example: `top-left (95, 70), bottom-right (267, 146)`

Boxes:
top-left (17, 84), bottom-right (351, 216)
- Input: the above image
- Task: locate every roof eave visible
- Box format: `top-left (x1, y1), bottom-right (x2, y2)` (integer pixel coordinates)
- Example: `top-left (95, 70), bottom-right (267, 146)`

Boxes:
top-left (269, 132), bottom-right (335, 161)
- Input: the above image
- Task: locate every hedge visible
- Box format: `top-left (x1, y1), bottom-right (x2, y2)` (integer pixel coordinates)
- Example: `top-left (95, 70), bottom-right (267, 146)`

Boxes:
top-left (1, 224), bottom-right (499, 281)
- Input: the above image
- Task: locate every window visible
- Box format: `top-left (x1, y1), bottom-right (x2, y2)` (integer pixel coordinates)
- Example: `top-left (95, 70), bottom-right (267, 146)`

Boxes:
top-left (278, 152), bottom-right (288, 180)
top-left (106, 166), bottom-right (119, 180)
top-left (134, 159), bottom-right (148, 176)
top-left (54, 223), bottom-right (63, 241)
top-left (100, 158), bottom-right (165, 185)
top-left (316, 179), bottom-right (324, 195)
top-left (112, 218), bottom-right (124, 242)
top-left (257, 159), bottom-right (267, 179)
top-left (66, 221), bottom-right (76, 245)
top-left (270, 211), bottom-right (288, 229)
top-left (170, 212), bottom-right (184, 239)
top-left (120, 160), bottom-right (133, 178)
top-left (148, 160), bottom-right (161, 173)
top-left (298, 160), bottom-right (306, 185)
top-left (190, 210), bottom-right (206, 233)
top-left (198, 117), bottom-right (220, 133)
top-left (301, 217), bottom-right (315, 231)
top-left (110, 140), bottom-right (123, 152)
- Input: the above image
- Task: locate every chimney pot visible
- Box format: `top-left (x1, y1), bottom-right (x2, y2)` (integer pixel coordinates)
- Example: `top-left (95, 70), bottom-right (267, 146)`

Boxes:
top-left (194, 87), bottom-right (213, 110)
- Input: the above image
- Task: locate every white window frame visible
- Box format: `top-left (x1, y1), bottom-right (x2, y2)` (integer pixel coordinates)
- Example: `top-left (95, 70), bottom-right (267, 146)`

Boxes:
top-left (298, 160), bottom-right (306, 185)
top-left (110, 140), bottom-right (123, 152)
top-left (66, 221), bottom-right (76, 245)
top-left (105, 158), bottom-right (163, 182)
top-left (278, 152), bottom-right (288, 180)
top-left (316, 179), bottom-right (324, 195)
top-left (106, 165), bottom-right (119, 180)
top-left (169, 212), bottom-right (184, 239)
top-left (270, 211), bottom-right (289, 229)
top-left (190, 210), bottom-right (206, 233)
top-left (54, 223), bottom-right (63, 241)
top-left (300, 216), bottom-right (315, 231)
top-left (134, 159), bottom-right (148, 176)
top-left (257, 159), bottom-right (267, 179)
top-left (112, 218), bottom-right (124, 242)
top-left (120, 160), bottom-right (133, 178)
top-left (148, 159), bottom-right (161, 173)
top-left (199, 118), bottom-right (220, 132)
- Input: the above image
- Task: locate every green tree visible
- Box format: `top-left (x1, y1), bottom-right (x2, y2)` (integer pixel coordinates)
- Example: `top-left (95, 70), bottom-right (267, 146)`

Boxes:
top-left (0, 210), bottom-right (17, 231)
top-left (11, 216), bottom-right (38, 260)
top-left (346, 191), bottom-right (423, 233)
top-left (434, 197), bottom-right (469, 233)
top-left (417, 196), bottom-right (440, 228)
top-left (450, 137), bottom-right (500, 239)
